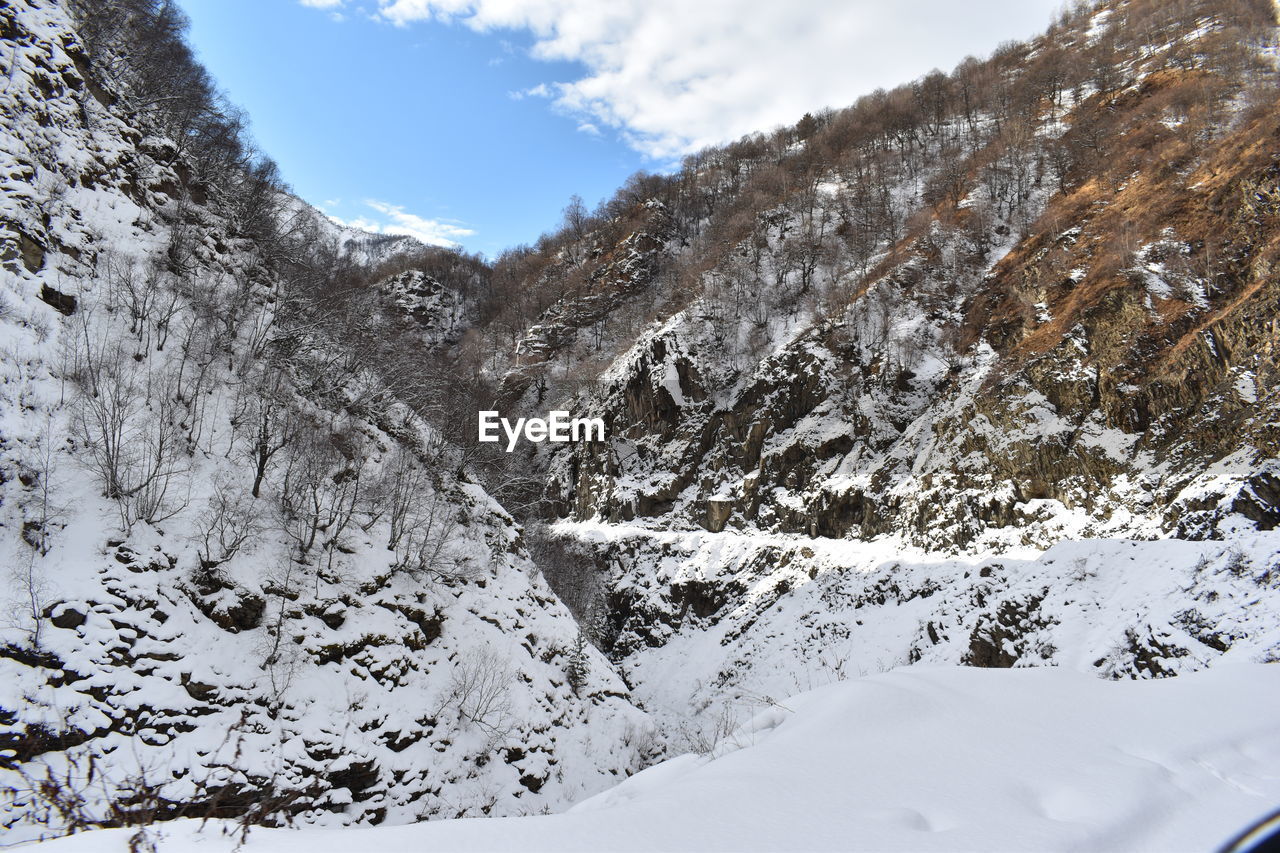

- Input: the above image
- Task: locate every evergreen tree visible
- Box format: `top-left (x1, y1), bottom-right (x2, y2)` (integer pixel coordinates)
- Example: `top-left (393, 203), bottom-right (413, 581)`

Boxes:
top-left (796, 111), bottom-right (818, 140)
top-left (566, 631), bottom-right (590, 696)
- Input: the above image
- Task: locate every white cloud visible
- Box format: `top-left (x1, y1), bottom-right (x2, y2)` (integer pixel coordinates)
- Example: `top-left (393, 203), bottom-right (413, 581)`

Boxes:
top-left (330, 200), bottom-right (475, 248)
top-left (374, 0), bottom-right (1061, 159)
top-left (508, 82), bottom-right (551, 101)
top-left (299, 0), bottom-right (346, 22)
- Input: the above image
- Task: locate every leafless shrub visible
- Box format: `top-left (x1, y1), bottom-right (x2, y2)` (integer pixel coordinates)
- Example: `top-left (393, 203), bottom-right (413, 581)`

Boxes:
top-left (196, 479), bottom-right (261, 569)
top-left (446, 649), bottom-right (516, 745)
top-left (392, 488), bottom-right (470, 583)
top-left (379, 447), bottom-right (430, 550)
top-left (676, 704), bottom-right (741, 756)
top-left (619, 719), bottom-right (662, 772)
top-left (68, 324), bottom-right (189, 531)
top-left (258, 556), bottom-right (303, 713)
top-left (276, 427), bottom-right (363, 563)
top-left (1071, 557), bottom-right (1096, 582)
top-left (361, 445), bottom-right (471, 583)
top-left (5, 749), bottom-right (166, 850)
top-left (1220, 547), bottom-right (1250, 578)
top-left (5, 415), bottom-right (65, 648)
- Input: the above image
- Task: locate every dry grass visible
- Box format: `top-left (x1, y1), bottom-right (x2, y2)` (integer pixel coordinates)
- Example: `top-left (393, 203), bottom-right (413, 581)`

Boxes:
top-left (960, 62), bottom-right (1278, 390)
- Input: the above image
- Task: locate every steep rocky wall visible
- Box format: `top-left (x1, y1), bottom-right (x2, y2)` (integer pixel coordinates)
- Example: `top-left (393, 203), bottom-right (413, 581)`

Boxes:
top-left (547, 5), bottom-right (1280, 552)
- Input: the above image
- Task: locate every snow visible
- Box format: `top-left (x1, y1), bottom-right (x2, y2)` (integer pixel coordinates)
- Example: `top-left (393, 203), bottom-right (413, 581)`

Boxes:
top-left (0, 0), bottom-right (652, 839)
top-left (1087, 9), bottom-right (1115, 44)
top-left (6, 0), bottom-right (1280, 848)
top-left (1235, 370), bottom-right (1259, 404)
top-left (659, 359), bottom-right (686, 406)
top-left (277, 195), bottom-right (423, 268)
top-left (37, 663), bottom-right (1280, 853)
top-left (554, 520), bottom-right (1280, 770)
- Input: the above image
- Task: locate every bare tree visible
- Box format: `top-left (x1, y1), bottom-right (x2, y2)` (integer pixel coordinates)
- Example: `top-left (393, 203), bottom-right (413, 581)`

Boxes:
top-left (276, 427), bottom-right (363, 567)
top-left (231, 368), bottom-right (300, 499)
top-left (69, 327), bottom-right (189, 531)
top-left (445, 649), bottom-right (516, 744)
top-left (196, 479), bottom-right (261, 570)
top-left (389, 485), bottom-right (469, 584)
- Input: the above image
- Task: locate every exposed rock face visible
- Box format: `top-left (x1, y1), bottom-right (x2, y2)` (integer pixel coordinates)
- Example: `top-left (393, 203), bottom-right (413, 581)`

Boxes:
top-left (514, 202), bottom-right (673, 368)
top-left (545, 3), bottom-right (1280, 553)
top-left (378, 268), bottom-right (469, 348)
top-left (37, 283), bottom-right (75, 315)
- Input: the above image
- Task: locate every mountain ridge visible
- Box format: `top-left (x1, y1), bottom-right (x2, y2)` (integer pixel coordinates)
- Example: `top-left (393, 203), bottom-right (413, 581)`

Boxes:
top-left (2, 0), bottom-right (1279, 845)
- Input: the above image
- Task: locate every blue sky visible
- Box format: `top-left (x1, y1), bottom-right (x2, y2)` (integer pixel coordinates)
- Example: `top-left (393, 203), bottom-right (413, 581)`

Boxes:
top-left (177, 0), bottom-right (642, 257)
top-left (176, 0), bottom-right (1063, 257)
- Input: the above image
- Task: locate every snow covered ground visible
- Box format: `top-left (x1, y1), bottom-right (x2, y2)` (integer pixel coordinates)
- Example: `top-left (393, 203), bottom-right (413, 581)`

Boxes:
top-left (562, 523), bottom-right (1280, 752)
top-left (34, 663), bottom-right (1280, 852)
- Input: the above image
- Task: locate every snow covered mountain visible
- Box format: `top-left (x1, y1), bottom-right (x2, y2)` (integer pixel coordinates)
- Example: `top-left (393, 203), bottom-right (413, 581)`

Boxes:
top-left (451, 0), bottom-right (1280, 767)
top-left (3, 0), bottom-right (1280, 849)
top-left (537, 2), bottom-right (1280, 553)
top-left (276, 195), bottom-right (424, 271)
top-left (0, 0), bottom-right (650, 842)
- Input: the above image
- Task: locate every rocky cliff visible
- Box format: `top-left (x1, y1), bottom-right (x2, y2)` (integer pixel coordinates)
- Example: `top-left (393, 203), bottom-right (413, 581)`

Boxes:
top-left (541, 0), bottom-right (1279, 553)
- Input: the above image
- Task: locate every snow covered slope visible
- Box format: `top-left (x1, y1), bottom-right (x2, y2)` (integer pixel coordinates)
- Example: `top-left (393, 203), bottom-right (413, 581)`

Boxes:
top-left (508, 2), bottom-right (1280, 788)
top-left (36, 663), bottom-right (1280, 852)
top-left (0, 0), bottom-right (650, 840)
top-left (564, 524), bottom-right (1280, 746)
